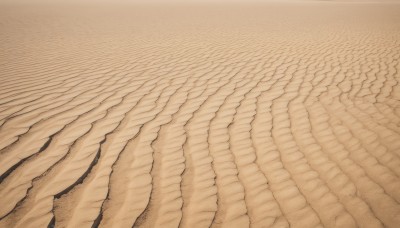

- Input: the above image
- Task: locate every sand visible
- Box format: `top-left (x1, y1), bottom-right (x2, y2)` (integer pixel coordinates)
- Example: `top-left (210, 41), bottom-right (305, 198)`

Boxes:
top-left (0, 1), bottom-right (400, 228)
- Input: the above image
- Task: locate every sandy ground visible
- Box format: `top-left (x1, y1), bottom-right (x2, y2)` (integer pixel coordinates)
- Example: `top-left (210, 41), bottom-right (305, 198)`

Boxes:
top-left (0, 1), bottom-right (400, 228)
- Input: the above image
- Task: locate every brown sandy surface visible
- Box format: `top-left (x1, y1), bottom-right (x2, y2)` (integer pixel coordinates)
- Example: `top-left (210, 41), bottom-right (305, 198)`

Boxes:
top-left (0, 1), bottom-right (400, 228)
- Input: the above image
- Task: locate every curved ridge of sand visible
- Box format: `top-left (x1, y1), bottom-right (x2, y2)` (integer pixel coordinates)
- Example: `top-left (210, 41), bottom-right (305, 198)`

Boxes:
top-left (0, 2), bottom-right (400, 228)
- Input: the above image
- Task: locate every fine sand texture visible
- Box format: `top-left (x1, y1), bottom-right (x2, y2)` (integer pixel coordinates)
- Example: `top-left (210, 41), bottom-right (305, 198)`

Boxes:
top-left (0, 2), bottom-right (400, 228)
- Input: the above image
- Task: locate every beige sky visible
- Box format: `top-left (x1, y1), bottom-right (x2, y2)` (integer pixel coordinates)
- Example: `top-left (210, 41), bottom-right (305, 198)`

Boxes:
top-left (2, 0), bottom-right (400, 4)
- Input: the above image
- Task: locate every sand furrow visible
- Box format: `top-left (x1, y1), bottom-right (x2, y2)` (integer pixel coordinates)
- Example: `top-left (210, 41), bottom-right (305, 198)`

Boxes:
top-left (321, 98), bottom-right (400, 202)
top-left (0, 92), bottom-right (113, 178)
top-left (339, 99), bottom-right (400, 169)
top-left (179, 60), bottom-right (260, 227)
top-left (289, 59), bottom-right (359, 227)
top-left (0, 66), bottom-right (167, 174)
top-left (52, 79), bottom-right (184, 227)
top-left (309, 103), bottom-right (385, 228)
top-left (1, 3), bottom-right (400, 228)
top-left (208, 83), bottom-right (249, 228)
top-left (328, 116), bottom-right (400, 227)
top-left (134, 61), bottom-right (228, 228)
top-left (102, 78), bottom-right (189, 227)
top-left (248, 56), bottom-right (322, 228)
top-left (0, 71), bottom-right (125, 153)
top-left (0, 76), bottom-right (172, 227)
top-left (61, 85), bottom-right (186, 227)
top-left (0, 91), bottom-right (125, 218)
top-left (0, 66), bottom-right (120, 123)
top-left (289, 102), bottom-right (357, 227)
top-left (96, 80), bottom-right (173, 227)
top-left (229, 73), bottom-right (286, 227)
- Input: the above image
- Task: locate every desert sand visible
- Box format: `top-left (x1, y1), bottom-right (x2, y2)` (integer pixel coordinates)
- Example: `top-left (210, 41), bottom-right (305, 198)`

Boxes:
top-left (0, 1), bottom-right (400, 228)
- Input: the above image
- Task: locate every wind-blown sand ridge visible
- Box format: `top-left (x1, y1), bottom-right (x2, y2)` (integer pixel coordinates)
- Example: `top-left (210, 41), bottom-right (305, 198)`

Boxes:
top-left (0, 1), bottom-right (400, 228)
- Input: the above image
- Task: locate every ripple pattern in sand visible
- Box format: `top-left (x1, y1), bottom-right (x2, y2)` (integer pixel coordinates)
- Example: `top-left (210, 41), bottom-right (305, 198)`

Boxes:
top-left (0, 3), bottom-right (400, 228)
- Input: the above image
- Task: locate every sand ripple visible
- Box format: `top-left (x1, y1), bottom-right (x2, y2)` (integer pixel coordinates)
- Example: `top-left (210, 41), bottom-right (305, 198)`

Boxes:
top-left (0, 2), bottom-right (400, 228)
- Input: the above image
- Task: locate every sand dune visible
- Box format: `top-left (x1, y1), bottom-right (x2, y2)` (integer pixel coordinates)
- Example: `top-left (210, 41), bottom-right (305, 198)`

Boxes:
top-left (0, 1), bottom-right (400, 228)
